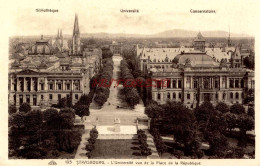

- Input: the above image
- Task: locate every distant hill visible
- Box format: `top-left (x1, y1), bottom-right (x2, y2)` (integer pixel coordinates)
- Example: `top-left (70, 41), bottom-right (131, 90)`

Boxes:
top-left (11, 29), bottom-right (252, 39)
top-left (152, 29), bottom-right (251, 38)
top-left (81, 29), bottom-right (251, 38)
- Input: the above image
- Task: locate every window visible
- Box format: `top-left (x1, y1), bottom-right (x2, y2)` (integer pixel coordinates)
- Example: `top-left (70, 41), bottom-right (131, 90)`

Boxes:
top-left (49, 84), bottom-right (53, 90)
top-left (172, 80), bottom-right (177, 88)
top-left (58, 84), bottom-right (62, 90)
top-left (235, 92), bottom-right (239, 99)
top-left (157, 81), bottom-right (161, 89)
top-left (229, 79), bottom-right (234, 88)
top-left (235, 80), bottom-right (239, 88)
top-left (33, 95), bottom-right (37, 106)
top-left (167, 79), bottom-right (171, 88)
top-left (75, 94), bottom-right (78, 100)
top-left (157, 93), bottom-right (161, 100)
top-left (179, 93), bottom-right (182, 99)
top-left (215, 93), bottom-right (218, 100)
top-left (67, 84), bottom-right (70, 90)
top-left (223, 93), bottom-right (226, 100)
top-left (41, 95), bottom-right (44, 100)
top-left (19, 95), bottom-right (23, 104)
top-left (167, 93), bottom-right (170, 99)
top-left (26, 95), bottom-right (30, 103)
top-left (215, 80), bottom-right (219, 89)
top-left (230, 92), bottom-right (233, 99)
top-left (41, 84), bottom-right (44, 90)
top-left (49, 94), bottom-right (53, 100)
top-left (58, 94), bottom-right (61, 100)
top-left (194, 80), bottom-right (198, 89)
top-left (75, 83), bottom-right (79, 90)
top-left (187, 94), bottom-right (190, 100)
top-left (241, 80), bottom-right (244, 88)
top-left (173, 93), bottom-right (176, 99)
top-left (66, 94), bottom-right (70, 99)
top-left (178, 80), bottom-right (182, 88)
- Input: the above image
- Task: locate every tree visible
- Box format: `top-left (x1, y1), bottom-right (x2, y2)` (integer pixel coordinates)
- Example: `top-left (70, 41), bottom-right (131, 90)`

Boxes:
top-left (230, 103), bottom-right (245, 115)
top-left (195, 101), bottom-right (215, 122)
top-left (43, 108), bottom-right (58, 121)
top-left (9, 105), bottom-right (17, 115)
top-left (57, 97), bottom-right (67, 108)
top-left (247, 107), bottom-right (254, 118)
top-left (19, 103), bottom-right (31, 113)
top-left (145, 102), bottom-right (163, 119)
top-left (76, 94), bottom-right (91, 106)
top-left (215, 102), bottom-right (229, 113)
top-left (24, 110), bottom-right (43, 132)
top-left (243, 56), bottom-right (254, 70)
top-left (9, 112), bottom-right (26, 129)
top-left (224, 112), bottom-right (238, 133)
top-left (208, 132), bottom-right (228, 157)
top-left (237, 114), bottom-right (254, 147)
top-left (74, 105), bottom-right (90, 119)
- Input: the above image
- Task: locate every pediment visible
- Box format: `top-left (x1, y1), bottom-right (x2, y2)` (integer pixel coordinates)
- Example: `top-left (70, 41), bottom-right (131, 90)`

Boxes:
top-left (17, 69), bottom-right (39, 75)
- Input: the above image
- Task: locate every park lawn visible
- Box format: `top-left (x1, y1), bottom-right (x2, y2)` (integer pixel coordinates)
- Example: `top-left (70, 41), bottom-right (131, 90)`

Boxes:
top-left (91, 139), bottom-right (146, 159)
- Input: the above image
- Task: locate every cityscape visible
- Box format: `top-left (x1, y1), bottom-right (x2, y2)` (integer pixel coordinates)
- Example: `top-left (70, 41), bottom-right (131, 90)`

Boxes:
top-left (8, 13), bottom-right (255, 160)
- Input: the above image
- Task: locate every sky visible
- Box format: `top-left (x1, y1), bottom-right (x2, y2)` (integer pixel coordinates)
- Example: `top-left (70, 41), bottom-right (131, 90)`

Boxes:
top-left (5, 0), bottom-right (259, 36)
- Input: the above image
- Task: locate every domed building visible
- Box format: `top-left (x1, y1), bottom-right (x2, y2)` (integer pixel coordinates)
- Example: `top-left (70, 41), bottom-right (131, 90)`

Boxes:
top-left (150, 52), bottom-right (254, 107)
top-left (28, 35), bottom-right (53, 55)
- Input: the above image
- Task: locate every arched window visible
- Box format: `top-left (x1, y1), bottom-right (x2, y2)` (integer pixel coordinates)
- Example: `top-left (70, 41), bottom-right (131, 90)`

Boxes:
top-left (230, 92), bottom-right (233, 99)
top-left (235, 92), bottom-right (239, 99)
top-left (157, 93), bottom-right (161, 100)
top-left (173, 93), bottom-right (176, 99)
top-left (167, 92), bottom-right (170, 99)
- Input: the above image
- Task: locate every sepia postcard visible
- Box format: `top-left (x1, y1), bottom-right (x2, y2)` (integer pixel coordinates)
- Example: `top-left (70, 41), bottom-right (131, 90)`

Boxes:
top-left (0, 0), bottom-right (259, 166)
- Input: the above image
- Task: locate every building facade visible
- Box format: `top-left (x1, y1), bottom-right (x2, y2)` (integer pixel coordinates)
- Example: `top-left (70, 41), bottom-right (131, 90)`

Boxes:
top-left (150, 52), bottom-right (254, 107)
top-left (137, 32), bottom-right (247, 74)
top-left (8, 14), bottom-right (102, 109)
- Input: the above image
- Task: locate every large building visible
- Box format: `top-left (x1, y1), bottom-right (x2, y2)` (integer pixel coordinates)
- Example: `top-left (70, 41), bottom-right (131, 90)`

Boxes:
top-left (8, 14), bottom-right (102, 109)
top-left (137, 32), bottom-right (246, 73)
top-left (150, 52), bottom-right (254, 107)
top-left (136, 32), bottom-right (254, 107)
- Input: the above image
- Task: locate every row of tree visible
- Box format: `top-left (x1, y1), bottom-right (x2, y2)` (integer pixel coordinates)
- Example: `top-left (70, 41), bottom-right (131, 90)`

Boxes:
top-left (145, 101), bottom-right (254, 158)
top-left (9, 104), bottom-right (81, 159)
top-left (137, 130), bottom-right (152, 156)
top-left (120, 59), bottom-right (140, 108)
top-left (86, 128), bottom-right (99, 158)
top-left (121, 46), bottom-right (152, 106)
top-left (93, 57), bottom-right (114, 106)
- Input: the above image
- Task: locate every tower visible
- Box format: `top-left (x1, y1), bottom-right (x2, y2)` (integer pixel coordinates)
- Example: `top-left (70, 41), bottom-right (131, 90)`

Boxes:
top-left (228, 26), bottom-right (231, 47)
top-left (60, 29), bottom-right (63, 47)
top-left (72, 14), bottom-right (81, 55)
top-left (193, 32), bottom-right (206, 52)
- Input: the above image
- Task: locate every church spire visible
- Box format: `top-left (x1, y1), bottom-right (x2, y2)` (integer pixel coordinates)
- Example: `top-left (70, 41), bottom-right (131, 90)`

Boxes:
top-left (228, 26), bottom-right (231, 47)
top-left (72, 13), bottom-right (81, 55)
top-left (60, 29), bottom-right (63, 38)
top-left (73, 13), bottom-right (80, 35)
top-left (57, 29), bottom-right (60, 39)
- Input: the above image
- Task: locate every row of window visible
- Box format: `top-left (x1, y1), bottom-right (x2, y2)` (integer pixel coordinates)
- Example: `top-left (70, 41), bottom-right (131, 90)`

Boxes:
top-left (15, 94), bottom-right (80, 106)
top-left (155, 92), bottom-right (242, 101)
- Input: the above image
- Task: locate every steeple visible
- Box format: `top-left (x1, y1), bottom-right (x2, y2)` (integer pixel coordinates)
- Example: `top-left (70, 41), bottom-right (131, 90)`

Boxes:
top-left (228, 26), bottom-right (231, 47)
top-left (72, 13), bottom-right (81, 55)
top-left (73, 14), bottom-right (80, 35)
top-left (60, 29), bottom-right (63, 38)
top-left (57, 29), bottom-right (60, 39)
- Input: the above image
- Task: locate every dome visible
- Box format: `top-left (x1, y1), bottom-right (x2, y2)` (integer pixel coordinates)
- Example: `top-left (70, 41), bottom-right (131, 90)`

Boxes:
top-left (28, 36), bottom-right (53, 55)
top-left (173, 52), bottom-right (219, 67)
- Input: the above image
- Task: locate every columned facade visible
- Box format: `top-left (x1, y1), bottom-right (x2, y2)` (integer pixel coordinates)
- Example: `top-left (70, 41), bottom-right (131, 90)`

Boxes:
top-left (9, 69), bottom-right (85, 108)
